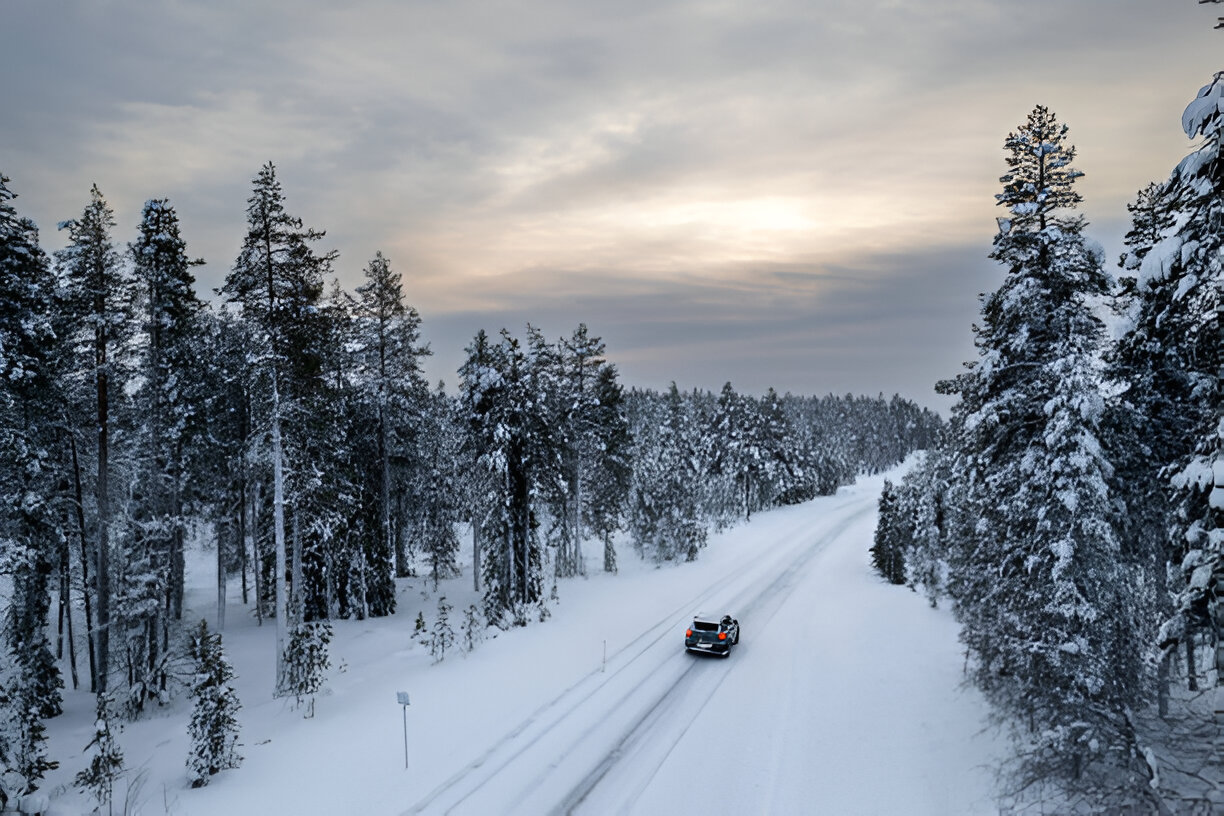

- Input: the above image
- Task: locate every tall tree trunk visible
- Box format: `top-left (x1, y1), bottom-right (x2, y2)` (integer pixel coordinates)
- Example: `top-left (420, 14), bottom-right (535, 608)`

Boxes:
top-left (58, 531), bottom-right (80, 689)
top-left (217, 512), bottom-right (227, 631)
top-left (271, 374), bottom-right (288, 695)
top-left (472, 517), bottom-right (481, 592)
top-left (380, 403), bottom-right (393, 580)
top-left (292, 506), bottom-right (303, 623)
top-left (94, 338), bottom-right (111, 695)
top-left (1186, 634), bottom-right (1199, 692)
top-left (251, 481), bottom-right (263, 626)
top-left (67, 429), bottom-right (97, 692)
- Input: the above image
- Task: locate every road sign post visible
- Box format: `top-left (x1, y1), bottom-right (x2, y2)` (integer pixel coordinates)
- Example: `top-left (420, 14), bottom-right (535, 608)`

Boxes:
top-left (397, 691), bottom-right (411, 769)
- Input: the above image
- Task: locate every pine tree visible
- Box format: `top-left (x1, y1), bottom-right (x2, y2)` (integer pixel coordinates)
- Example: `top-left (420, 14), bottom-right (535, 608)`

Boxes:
top-left (1158, 73), bottom-right (1224, 709)
top-left (412, 611), bottom-right (427, 642)
top-left (124, 197), bottom-right (206, 714)
top-left (0, 172), bottom-right (64, 748)
top-left (352, 251), bottom-right (429, 583)
top-left (429, 596), bottom-right (455, 662)
top-left (221, 162), bottom-right (335, 696)
top-left (75, 693), bottom-right (124, 815)
top-left (281, 620), bottom-right (332, 717)
top-left (459, 330), bottom-right (546, 626)
top-left (586, 364), bottom-right (632, 574)
top-left (871, 480), bottom-right (907, 585)
top-left (628, 384), bottom-right (708, 562)
top-left (942, 106), bottom-right (1152, 797)
top-left (185, 620), bottom-right (242, 787)
top-left (462, 604), bottom-right (484, 653)
top-left (0, 636), bottom-right (57, 808)
top-left (57, 184), bottom-right (132, 696)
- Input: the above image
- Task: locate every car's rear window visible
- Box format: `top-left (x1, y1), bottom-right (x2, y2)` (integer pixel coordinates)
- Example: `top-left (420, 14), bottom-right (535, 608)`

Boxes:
top-left (693, 621), bottom-right (719, 632)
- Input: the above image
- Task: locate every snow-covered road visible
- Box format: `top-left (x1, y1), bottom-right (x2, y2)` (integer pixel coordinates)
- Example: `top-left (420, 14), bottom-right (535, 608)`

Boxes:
top-left (402, 482), bottom-right (1000, 815)
top-left (42, 468), bottom-right (1002, 816)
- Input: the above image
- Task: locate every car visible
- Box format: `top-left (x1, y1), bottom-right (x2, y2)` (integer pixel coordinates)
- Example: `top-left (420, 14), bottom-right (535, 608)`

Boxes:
top-left (684, 614), bottom-right (740, 657)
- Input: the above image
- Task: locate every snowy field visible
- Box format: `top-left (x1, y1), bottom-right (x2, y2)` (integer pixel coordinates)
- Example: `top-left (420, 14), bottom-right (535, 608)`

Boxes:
top-left (38, 466), bottom-right (1003, 815)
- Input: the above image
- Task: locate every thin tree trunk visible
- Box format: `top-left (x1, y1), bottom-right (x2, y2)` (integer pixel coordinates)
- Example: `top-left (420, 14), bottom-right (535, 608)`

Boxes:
top-left (251, 481), bottom-right (263, 626)
top-left (380, 403), bottom-right (393, 580)
top-left (472, 517), bottom-right (481, 593)
top-left (58, 531), bottom-right (80, 689)
top-left (292, 506), bottom-right (303, 623)
top-left (1157, 647), bottom-right (1171, 719)
top-left (239, 473), bottom-right (249, 606)
top-left (218, 512), bottom-right (227, 631)
top-left (170, 485), bottom-right (184, 621)
top-left (67, 427), bottom-right (97, 692)
top-left (95, 338), bottom-right (111, 695)
top-left (271, 374), bottom-right (288, 695)
top-left (1186, 634), bottom-right (1199, 692)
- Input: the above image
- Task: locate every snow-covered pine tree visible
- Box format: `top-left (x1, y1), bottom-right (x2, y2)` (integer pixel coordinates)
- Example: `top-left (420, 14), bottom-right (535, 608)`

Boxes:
top-left (56, 184), bottom-right (134, 696)
top-left (523, 325), bottom-right (570, 585)
top-left (551, 324), bottom-right (609, 578)
top-left (429, 596), bottom-right (455, 662)
top-left (462, 604), bottom-right (484, 653)
top-left (942, 106), bottom-right (1154, 800)
top-left (459, 330), bottom-right (546, 626)
top-left (871, 480), bottom-right (907, 585)
top-left (124, 197), bottom-right (206, 714)
top-left (412, 611), bottom-right (427, 642)
top-left (585, 364), bottom-right (633, 574)
top-left (0, 632), bottom-right (57, 808)
top-left (282, 620), bottom-right (331, 717)
top-left (1157, 73), bottom-right (1224, 716)
top-left (628, 383), bottom-right (708, 562)
top-left (185, 620), bottom-right (242, 787)
top-left (352, 251), bottom-right (429, 586)
top-left (0, 171), bottom-right (65, 740)
top-left (75, 693), bottom-right (124, 813)
top-left (221, 162), bottom-right (335, 696)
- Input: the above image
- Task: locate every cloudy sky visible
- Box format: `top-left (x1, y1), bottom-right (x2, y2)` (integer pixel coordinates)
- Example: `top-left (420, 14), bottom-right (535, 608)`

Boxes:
top-left (4, 1), bottom-right (1219, 408)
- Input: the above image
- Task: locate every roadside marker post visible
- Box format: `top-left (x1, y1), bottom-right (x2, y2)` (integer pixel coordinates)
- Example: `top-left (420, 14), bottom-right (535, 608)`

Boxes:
top-left (397, 691), bottom-right (411, 769)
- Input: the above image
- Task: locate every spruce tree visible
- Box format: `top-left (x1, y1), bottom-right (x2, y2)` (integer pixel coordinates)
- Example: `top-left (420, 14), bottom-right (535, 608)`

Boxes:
top-left (221, 162), bottom-right (335, 696)
top-left (186, 620), bottom-right (242, 787)
top-left (0, 172), bottom-right (64, 752)
top-left (56, 184), bottom-right (132, 695)
top-left (352, 251), bottom-right (429, 583)
top-left (586, 364), bottom-right (632, 574)
top-left (125, 197), bottom-right (206, 713)
top-left (282, 620), bottom-right (332, 717)
top-left (1159, 73), bottom-right (1224, 708)
top-left (75, 693), bottom-right (124, 814)
top-left (429, 596), bottom-right (455, 662)
top-left (943, 107), bottom-right (1151, 796)
top-left (871, 480), bottom-right (907, 585)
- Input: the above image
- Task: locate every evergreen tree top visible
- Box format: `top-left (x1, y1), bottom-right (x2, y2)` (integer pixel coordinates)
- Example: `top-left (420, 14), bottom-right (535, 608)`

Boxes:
top-left (995, 106), bottom-right (1083, 242)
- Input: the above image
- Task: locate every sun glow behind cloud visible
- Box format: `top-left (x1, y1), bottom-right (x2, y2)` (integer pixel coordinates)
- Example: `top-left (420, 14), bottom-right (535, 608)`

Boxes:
top-left (3, 0), bottom-right (1218, 402)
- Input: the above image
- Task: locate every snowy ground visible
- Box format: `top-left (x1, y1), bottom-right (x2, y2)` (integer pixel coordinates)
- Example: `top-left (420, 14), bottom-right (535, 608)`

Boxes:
top-left (38, 466), bottom-right (1003, 815)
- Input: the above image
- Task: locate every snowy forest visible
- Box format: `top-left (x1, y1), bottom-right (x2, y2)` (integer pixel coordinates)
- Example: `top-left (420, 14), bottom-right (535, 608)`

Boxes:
top-left (0, 157), bottom-right (940, 809)
top-left (871, 70), bottom-right (1224, 811)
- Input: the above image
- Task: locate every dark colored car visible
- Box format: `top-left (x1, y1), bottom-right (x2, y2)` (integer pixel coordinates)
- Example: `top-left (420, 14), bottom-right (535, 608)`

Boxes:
top-left (684, 614), bottom-right (740, 657)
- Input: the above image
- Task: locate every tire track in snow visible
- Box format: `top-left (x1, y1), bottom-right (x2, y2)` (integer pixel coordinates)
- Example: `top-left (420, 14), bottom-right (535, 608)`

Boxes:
top-left (560, 504), bottom-right (873, 816)
top-left (401, 496), bottom-right (870, 816)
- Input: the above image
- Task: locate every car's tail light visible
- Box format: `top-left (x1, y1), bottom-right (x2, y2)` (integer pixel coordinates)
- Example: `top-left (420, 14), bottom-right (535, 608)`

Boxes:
top-left (718, 632), bottom-right (727, 641)
top-left (685, 629), bottom-right (692, 637)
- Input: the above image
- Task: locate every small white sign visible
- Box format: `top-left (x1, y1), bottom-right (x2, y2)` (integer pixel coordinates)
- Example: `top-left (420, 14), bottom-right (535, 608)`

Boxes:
top-left (397, 691), bottom-right (411, 706)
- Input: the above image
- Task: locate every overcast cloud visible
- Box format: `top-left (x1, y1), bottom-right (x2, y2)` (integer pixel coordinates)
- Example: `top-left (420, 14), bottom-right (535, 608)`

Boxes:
top-left (3, 0), bottom-right (1218, 407)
